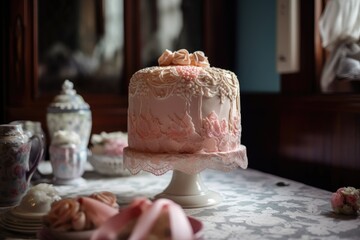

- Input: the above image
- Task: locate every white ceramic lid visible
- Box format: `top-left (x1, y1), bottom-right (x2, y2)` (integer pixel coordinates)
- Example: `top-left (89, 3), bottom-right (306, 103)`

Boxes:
top-left (47, 79), bottom-right (90, 112)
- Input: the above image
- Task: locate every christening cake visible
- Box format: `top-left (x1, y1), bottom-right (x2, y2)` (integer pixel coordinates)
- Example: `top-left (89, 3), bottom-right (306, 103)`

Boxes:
top-left (125, 49), bottom-right (247, 173)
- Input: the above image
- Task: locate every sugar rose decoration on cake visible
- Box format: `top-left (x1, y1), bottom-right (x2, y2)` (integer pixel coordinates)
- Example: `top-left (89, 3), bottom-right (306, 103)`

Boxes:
top-left (158, 49), bottom-right (210, 67)
top-left (127, 49), bottom-right (246, 164)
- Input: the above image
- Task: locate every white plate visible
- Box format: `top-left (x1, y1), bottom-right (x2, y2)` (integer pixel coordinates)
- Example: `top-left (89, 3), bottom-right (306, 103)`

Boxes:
top-left (0, 219), bottom-right (41, 234)
top-left (2, 219), bottom-right (42, 227)
top-left (2, 223), bottom-right (43, 232)
top-left (0, 205), bottom-right (14, 214)
top-left (3, 212), bottom-right (42, 223)
top-left (39, 227), bottom-right (94, 240)
top-left (1, 218), bottom-right (42, 228)
top-left (89, 154), bottom-right (131, 176)
top-left (53, 177), bottom-right (87, 186)
top-left (3, 226), bottom-right (39, 234)
top-left (1, 216), bottom-right (42, 227)
top-left (10, 207), bottom-right (45, 219)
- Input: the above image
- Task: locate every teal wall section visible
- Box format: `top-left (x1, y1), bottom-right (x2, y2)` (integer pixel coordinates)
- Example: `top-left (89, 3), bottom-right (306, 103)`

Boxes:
top-left (236, 0), bottom-right (280, 92)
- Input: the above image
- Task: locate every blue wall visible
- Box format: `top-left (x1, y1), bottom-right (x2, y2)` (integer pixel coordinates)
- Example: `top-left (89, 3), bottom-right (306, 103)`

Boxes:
top-left (236, 0), bottom-right (280, 92)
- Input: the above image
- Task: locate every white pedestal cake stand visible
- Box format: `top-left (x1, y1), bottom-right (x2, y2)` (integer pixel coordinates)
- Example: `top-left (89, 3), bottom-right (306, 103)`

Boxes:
top-left (155, 170), bottom-right (222, 208)
top-left (124, 145), bottom-right (248, 208)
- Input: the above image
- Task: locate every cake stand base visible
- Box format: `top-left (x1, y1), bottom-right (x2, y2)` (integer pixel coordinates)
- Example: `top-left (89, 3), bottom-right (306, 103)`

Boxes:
top-left (154, 170), bottom-right (221, 208)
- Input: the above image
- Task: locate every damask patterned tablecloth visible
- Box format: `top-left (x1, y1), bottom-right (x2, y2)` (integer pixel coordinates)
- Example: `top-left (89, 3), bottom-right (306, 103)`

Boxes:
top-left (1, 162), bottom-right (360, 240)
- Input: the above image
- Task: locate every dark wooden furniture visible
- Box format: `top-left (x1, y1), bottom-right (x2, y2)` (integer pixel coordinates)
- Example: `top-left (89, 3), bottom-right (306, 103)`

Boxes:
top-left (1, 0), bottom-right (359, 191)
top-left (242, 0), bottom-right (360, 191)
top-left (0, 0), bottom-right (237, 140)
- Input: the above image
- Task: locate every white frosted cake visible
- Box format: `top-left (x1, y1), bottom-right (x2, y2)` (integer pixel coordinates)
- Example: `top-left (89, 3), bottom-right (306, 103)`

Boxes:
top-left (125, 49), bottom-right (247, 173)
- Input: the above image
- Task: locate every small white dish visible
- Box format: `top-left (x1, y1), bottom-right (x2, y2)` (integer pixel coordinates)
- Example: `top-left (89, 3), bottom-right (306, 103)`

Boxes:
top-left (2, 216), bottom-right (42, 227)
top-left (1, 221), bottom-right (42, 231)
top-left (5, 212), bottom-right (42, 223)
top-left (0, 218), bottom-right (41, 234)
top-left (53, 177), bottom-right (87, 186)
top-left (10, 207), bottom-right (45, 219)
top-left (4, 226), bottom-right (40, 234)
top-left (89, 154), bottom-right (131, 176)
top-left (0, 206), bottom-right (13, 214)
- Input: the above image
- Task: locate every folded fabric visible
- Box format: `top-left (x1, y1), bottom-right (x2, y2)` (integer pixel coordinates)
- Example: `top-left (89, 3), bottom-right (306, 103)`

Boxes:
top-left (91, 197), bottom-right (195, 240)
top-left (336, 56), bottom-right (360, 80)
top-left (319, 0), bottom-right (360, 91)
top-left (319, 0), bottom-right (360, 51)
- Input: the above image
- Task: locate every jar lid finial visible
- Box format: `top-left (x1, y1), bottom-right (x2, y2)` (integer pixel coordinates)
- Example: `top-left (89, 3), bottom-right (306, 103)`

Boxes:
top-left (47, 79), bottom-right (90, 112)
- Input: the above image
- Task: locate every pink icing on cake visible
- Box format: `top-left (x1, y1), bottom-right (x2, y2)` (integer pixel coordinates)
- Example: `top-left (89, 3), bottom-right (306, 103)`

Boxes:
top-left (124, 49), bottom-right (247, 175)
top-left (127, 49), bottom-right (242, 155)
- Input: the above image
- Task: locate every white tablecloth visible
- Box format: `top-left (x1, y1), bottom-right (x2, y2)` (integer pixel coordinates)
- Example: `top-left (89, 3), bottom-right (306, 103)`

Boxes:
top-left (1, 162), bottom-right (359, 240)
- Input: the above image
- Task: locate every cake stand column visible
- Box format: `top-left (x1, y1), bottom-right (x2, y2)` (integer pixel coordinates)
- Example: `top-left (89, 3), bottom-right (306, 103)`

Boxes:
top-left (155, 170), bottom-right (222, 208)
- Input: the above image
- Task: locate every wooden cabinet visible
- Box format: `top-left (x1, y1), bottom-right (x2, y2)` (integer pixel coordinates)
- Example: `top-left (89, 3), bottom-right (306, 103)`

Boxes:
top-left (2, 0), bottom-right (136, 135)
top-left (242, 0), bottom-right (360, 191)
top-left (3, 0), bottom-right (356, 191)
top-left (1, 0), bottom-right (237, 141)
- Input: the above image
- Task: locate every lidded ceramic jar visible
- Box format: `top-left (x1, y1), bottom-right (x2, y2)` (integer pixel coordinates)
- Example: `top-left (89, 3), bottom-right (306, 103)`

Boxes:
top-left (47, 80), bottom-right (92, 148)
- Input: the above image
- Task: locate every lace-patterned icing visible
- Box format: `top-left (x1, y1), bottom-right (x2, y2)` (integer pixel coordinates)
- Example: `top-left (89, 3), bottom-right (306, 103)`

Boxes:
top-left (128, 111), bottom-right (241, 153)
top-left (124, 146), bottom-right (247, 176)
top-left (128, 66), bottom-right (241, 152)
top-left (129, 66), bottom-right (238, 102)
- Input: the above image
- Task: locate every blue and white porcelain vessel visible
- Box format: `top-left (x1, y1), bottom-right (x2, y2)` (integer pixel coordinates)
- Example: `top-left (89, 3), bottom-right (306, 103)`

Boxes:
top-left (46, 80), bottom-right (92, 148)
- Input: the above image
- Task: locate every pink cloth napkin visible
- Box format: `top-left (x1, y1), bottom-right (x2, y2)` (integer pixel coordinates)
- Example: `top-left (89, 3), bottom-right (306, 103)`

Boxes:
top-left (91, 198), bottom-right (195, 240)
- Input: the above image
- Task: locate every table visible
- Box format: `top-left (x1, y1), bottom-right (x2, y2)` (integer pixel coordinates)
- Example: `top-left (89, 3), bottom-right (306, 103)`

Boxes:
top-left (1, 162), bottom-right (359, 240)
